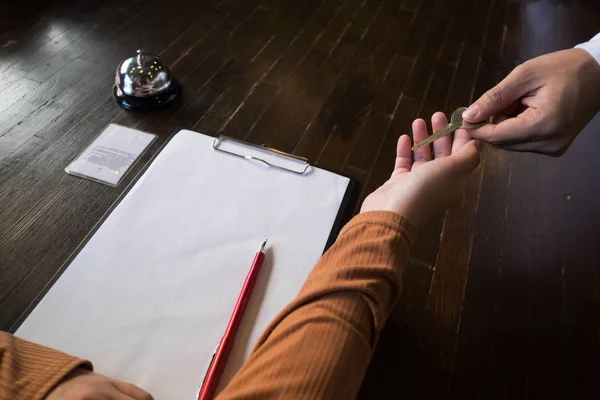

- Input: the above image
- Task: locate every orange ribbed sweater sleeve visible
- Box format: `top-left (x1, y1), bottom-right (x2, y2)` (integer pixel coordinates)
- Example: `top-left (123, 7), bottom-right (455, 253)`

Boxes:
top-left (0, 332), bottom-right (91, 399)
top-left (218, 211), bottom-right (415, 399)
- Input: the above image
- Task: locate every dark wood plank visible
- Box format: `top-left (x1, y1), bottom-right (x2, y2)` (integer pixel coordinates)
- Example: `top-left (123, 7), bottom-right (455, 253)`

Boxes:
top-left (313, 0), bottom-right (363, 53)
top-left (418, 61), bottom-right (455, 129)
top-left (523, 156), bottom-right (567, 398)
top-left (0, 96), bottom-right (157, 330)
top-left (437, 0), bottom-right (471, 66)
top-left (251, 0), bottom-right (343, 146)
top-left (415, 153), bottom-right (486, 396)
top-left (398, 0), bottom-right (429, 58)
top-left (220, 81), bottom-right (280, 140)
top-left (413, 0), bottom-right (494, 395)
top-left (194, 1), bottom-right (321, 134)
top-left (291, 0), bottom-right (387, 160)
top-left (20, 9), bottom-right (134, 80)
top-left (402, 14), bottom-right (451, 101)
top-left (163, 11), bottom-right (231, 80)
top-left (401, 59), bottom-right (456, 269)
top-left (0, 58), bottom-right (101, 142)
top-left (560, 118), bottom-right (600, 396)
top-left (345, 55), bottom-right (413, 171)
top-left (401, 0), bottom-right (421, 12)
top-left (158, 10), bottom-right (226, 67)
top-left (0, 77), bottom-right (113, 171)
top-left (263, 1), bottom-right (340, 87)
top-left (0, 255), bottom-right (32, 306)
top-left (309, 1), bottom-right (398, 169)
top-left (79, 0), bottom-right (210, 66)
top-left (449, 3), bottom-right (512, 395)
top-left (248, 0), bottom-right (376, 154)
top-left (317, 4), bottom-right (414, 171)
top-left (4, 1), bottom-right (139, 76)
top-left (0, 78), bottom-right (39, 115)
top-left (111, 0), bottom-right (266, 134)
top-left (453, 2), bottom-right (600, 398)
top-left (358, 95), bottom-right (420, 211)
top-left (359, 262), bottom-right (434, 398)
top-left (450, 149), bottom-right (516, 399)
top-left (249, 45), bottom-right (328, 148)
top-left (0, 67), bottom-right (27, 94)
top-left (0, 88), bottom-right (82, 160)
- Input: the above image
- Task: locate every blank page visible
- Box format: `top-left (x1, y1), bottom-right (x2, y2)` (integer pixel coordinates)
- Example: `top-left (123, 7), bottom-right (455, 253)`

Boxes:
top-left (16, 129), bottom-right (351, 399)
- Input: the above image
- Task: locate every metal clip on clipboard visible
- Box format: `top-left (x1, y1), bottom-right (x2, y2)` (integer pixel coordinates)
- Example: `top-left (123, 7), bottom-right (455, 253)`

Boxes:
top-left (212, 135), bottom-right (310, 175)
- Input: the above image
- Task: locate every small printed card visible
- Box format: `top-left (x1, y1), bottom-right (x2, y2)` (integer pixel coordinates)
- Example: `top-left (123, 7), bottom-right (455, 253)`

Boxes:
top-left (66, 124), bottom-right (156, 186)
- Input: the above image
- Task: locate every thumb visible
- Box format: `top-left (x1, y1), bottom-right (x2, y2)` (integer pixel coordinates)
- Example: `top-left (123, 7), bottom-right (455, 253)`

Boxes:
top-left (462, 65), bottom-right (530, 123)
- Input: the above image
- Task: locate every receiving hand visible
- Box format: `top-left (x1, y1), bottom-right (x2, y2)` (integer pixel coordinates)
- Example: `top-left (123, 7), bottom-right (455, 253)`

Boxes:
top-left (361, 113), bottom-right (482, 229)
top-left (46, 368), bottom-right (153, 400)
top-left (462, 48), bottom-right (600, 156)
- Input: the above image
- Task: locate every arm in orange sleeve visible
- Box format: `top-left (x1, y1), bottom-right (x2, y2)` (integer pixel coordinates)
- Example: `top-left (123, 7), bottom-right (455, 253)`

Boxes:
top-left (0, 331), bottom-right (91, 400)
top-left (218, 211), bottom-right (415, 399)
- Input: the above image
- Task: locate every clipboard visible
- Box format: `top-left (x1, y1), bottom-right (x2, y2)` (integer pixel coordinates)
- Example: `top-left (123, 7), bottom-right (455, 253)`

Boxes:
top-left (210, 134), bottom-right (355, 250)
top-left (13, 127), bottom-right (355, 399)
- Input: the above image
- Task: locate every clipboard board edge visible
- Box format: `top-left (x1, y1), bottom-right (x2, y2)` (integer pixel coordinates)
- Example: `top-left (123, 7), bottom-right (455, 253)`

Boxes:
top-left (9, 131), bottom-right (356, 333)
top-left (323, 175), bottom-right (356, 252)
top-left (8, 130), bottom-right (175, 334)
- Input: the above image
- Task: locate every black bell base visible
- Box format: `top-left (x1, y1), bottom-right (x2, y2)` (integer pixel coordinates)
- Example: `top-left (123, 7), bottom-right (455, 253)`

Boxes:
top-left (113, 79), bottom-right (181, 110)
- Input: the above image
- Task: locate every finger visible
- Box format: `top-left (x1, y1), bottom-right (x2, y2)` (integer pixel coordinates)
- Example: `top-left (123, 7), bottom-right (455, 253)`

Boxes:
top-left (467, 107), bottom-right (543, 145)
top-left (431, 112), bottom-right (451, 158)
top-left (451, 128), bottom-right (472, 154)
top-left (106, 386), bottom-right (135, 400)
top-left (449, 140), bottom-right (482, 175)
top-left (411, 118), bottom-right (431, 165)
top-left (462, 63), bottom-right (534, 123)
top-left (491, 140), bottom-right (566, 157)
top-left (392, 134), bottom-right (412, 176)
top-left (113, 380), bottom-right (154, 400)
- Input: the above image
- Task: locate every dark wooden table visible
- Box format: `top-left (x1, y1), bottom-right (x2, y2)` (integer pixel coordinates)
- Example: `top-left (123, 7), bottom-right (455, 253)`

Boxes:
top-left (1, 0), bottom-right (599, 398)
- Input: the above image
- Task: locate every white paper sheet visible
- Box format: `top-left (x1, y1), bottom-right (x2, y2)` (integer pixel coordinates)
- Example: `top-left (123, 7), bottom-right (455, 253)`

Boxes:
top-left (16, 129), bottom-right (350, 399)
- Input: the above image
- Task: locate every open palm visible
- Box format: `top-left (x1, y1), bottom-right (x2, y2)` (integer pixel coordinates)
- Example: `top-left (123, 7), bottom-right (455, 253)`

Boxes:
top-left (361, 112), bottom-right (482, 229)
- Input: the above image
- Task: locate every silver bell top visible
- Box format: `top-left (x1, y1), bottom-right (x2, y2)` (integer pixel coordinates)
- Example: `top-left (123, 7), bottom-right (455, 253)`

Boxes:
top-left (115, 50), bottom-right (174, 97)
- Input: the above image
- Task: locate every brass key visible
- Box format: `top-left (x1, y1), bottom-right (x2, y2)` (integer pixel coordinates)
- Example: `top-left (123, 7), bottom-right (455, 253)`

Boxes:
top-left (411, 107), bottom-right (487, 151)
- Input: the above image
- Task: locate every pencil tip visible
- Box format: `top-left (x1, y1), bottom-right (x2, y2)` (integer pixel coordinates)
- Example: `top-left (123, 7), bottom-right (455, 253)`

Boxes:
top-left (260, 239), bottom-right (267, 252)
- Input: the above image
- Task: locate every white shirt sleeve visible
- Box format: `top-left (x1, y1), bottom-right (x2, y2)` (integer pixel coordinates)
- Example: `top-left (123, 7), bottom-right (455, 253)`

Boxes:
top-left (575, 33), bottom-right (600, 64)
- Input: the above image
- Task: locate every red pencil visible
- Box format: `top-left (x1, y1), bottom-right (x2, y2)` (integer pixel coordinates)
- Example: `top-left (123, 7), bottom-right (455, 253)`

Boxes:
top-left (197, 239), bottom-right (268, 400)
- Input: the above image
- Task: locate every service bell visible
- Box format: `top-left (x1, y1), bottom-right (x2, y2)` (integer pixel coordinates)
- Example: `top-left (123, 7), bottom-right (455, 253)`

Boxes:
top-left (113, 50), bottom-right (181, 110)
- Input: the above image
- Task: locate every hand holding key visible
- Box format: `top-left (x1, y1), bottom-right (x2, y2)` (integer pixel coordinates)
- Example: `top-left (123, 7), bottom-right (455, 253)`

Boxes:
top-left (462, 48), bottom-right (600, 156)
top-left (361, 112), bottom-right (482, 229)
top-left (412, 107), bottom-right (487, 150)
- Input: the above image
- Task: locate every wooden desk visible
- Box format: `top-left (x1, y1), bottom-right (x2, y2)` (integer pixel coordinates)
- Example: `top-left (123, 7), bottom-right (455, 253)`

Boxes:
top-left (1, 0), bottom-right (599, 397)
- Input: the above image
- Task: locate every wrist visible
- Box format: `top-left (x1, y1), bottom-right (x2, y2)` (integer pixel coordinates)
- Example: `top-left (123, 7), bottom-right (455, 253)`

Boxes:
top-left (359, 201), bottom-right (422, 229)
top-left (573, 48), bottom-right (600, 108)
top-left (46, 368), bottom-right (88, 399)
top-left (360, 199), bottom-right (425, 230)
top-left (345, 211), bottom-right (417, 246)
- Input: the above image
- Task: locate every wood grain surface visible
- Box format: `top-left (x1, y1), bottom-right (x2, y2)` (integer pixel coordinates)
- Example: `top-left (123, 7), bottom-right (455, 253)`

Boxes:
top-left (1, 0), bottom-right (599, 397)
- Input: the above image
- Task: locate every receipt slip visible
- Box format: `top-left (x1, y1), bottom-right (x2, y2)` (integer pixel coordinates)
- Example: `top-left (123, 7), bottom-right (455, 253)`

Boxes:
top-left (66, 124), bottom-right (156, 186)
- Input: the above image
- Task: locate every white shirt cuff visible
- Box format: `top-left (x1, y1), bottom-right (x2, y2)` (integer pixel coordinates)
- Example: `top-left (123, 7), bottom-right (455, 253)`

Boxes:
top-left (575, 33), bottom-right (600, 64)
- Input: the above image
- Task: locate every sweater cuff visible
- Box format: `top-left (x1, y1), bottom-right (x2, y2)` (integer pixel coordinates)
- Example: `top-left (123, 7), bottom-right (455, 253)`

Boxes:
top-left (575, 33), bottom-right (600, 65)
top-left (0, 334), bottom-right (92, 400)
top-left (33, 353), bottom-right (92, 399)
top-left (340, 211), bottom-right (417, 247)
